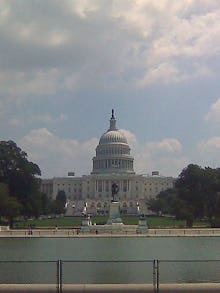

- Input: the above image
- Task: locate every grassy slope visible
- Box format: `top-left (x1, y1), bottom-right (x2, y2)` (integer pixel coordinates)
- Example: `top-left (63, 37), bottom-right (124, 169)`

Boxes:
top-left (14, 216), bottom-right (209, 228)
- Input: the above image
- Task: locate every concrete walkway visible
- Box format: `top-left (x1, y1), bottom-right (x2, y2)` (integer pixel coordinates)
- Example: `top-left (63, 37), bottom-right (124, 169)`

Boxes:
top-left (0, 283), bottom-right (220, 292)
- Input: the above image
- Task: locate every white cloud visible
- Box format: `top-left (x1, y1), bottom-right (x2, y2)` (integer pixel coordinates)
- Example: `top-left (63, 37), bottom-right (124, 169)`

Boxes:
top-left (7, 113), bottom-right (68, 131)
top-left (199, 136), bottom-right (220, 152)
top-left (146, 138), bottom-right (182, 153)
top-left (137, 62), bottom-right (212, 87)
top-left (137, 63), bottom-right (180, 86)
top-left (133, 138), bottom-right (185, 176)
top-left (120, 129), bottom-right (138, 147)
top-left (31, 113), bottom-right (68, 124)
top-left (205, 99), bottom-right (220, 121)
top-left (134, 152), bottom-right (189, 177)
top-left (0, 69), bottom-right (60, 99)
top-left (197, 137), bottom-right (220, 167)
top-left (0, 0), bottom-right (219, 99)
top-left (112, 0), bottom-right (219, 86)
top-left (66, 0), bottom-right (100, 18)
top-left (1, 1), bottom-right (220, 180)
top-left (19, 128), bottom-right (98, 178)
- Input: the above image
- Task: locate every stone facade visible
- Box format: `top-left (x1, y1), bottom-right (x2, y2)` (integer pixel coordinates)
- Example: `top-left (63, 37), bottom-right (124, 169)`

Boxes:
top-left (40, 110), bottom-right (175, 215)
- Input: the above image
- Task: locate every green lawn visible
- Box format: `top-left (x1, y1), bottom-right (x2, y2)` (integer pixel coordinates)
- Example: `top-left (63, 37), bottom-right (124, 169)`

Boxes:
top-left (14, 216), bottom-right (209, 229)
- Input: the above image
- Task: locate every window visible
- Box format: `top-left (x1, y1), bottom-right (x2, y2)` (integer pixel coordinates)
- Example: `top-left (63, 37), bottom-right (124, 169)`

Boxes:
top-left (105, 180), bottom-right (109, 192)
top-left (97, 202), bottom-right (102, 208)
top-left (123, 202), bottom-right (127, 208)
top-left (123, 180), bottom-right (127, 192)
top-left (98, 181), bottom-right (102, 192)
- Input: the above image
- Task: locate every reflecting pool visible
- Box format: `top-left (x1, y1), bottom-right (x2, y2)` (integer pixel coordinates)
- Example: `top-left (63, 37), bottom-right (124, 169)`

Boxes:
top-left (0, 237), bottom-right (220, 284)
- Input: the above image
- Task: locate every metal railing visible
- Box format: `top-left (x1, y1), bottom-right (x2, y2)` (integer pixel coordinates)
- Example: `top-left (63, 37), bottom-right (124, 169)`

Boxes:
top-left (0, 259), bottom-right (220, 292)
top-left (2, 227), bottom-right (220, 237)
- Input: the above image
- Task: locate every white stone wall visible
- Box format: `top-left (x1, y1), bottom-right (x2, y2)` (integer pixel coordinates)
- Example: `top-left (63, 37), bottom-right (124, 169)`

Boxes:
top-left (52, 177), bottom-right (82, 200)
top-left (44, 173), bottom-right (175, 215)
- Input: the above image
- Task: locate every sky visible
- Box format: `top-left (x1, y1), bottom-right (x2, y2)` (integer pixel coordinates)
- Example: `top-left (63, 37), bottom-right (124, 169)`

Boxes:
top-left (1, 0), bottom-right (220, 178)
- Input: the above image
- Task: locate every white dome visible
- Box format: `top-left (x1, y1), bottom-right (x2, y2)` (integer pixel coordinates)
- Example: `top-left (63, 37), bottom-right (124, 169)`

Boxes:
top-left (100, 130), bottom-right (128, 144)
top-left (92, 110), bottom-right (135, 175)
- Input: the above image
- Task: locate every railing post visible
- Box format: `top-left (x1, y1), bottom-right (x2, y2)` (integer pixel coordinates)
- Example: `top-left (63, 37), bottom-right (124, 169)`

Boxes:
top-left (153, 260), bottom-right (159, 293)
top-left (56, 260), bottom-right (59, 293)
top-left (156, 260), bottom-right (159, 293)
top-left (57, 260), bottom-right (63, 293)
top-left (153, 260), bottom-right (156, 292)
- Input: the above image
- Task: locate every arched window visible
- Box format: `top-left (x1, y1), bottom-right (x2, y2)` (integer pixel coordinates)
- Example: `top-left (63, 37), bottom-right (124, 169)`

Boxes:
top-left (97, 202), bottom-right (102, 208)
top-left (123, 202), bottom-right (127, 208)
top-left (90, 202), bottom-right (95, 208)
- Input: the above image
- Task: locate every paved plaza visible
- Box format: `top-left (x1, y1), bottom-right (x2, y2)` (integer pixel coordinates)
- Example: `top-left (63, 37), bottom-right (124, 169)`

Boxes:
top-left (1, 228), bottom-right (220, 237)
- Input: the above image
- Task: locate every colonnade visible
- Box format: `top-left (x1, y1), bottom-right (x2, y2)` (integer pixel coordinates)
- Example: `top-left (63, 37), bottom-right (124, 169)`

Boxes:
top-left (93, 158), bottom-right (133, 171)
top-left (95, 179), bottom-right (130, 193)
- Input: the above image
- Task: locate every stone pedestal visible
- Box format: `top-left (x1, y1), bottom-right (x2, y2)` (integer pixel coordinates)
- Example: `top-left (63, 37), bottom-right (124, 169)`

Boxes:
top-left (80, 215), bottom-right (92, 233)
top-left (107, 201), bottom-right (123, 225)
top-left (136, 214), bottom-right (148, 234)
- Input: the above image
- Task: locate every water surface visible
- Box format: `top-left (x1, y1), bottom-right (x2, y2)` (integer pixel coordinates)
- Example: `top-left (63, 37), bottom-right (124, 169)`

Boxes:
top-left (1, 237), bottom-right (220, 284)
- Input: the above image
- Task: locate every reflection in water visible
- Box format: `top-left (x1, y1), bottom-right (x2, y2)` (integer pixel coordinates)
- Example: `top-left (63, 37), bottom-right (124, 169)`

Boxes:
top-left (0, 237), bottom-right (220, 283)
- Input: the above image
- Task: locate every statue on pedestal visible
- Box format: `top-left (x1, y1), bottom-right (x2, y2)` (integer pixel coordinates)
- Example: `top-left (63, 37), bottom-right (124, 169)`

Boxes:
top-left (111, 182), bottom-right (119, 202)
top-left (106, 182), bottom-right (123, 225)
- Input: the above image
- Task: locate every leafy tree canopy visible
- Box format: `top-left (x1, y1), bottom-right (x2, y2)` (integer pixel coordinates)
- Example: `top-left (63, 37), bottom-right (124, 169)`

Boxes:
top-left (54, 190), bottom-right (67, 215)
top-left (0, 140), bottom-right (41, 224)
top-left (148, 164), bottom-right (220, 227)
top-left (0, 183), bottom-right (21, 228)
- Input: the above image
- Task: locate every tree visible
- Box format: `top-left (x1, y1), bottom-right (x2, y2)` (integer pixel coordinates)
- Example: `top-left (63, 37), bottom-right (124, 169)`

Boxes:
top-left (148, 164), bottom-right (220, 227)
top-left (0, 141), bottom-right (41, 225)
top-left (176, 164), bottom-right (206, 219)
top-left (41, 193), bottom-right (53, 215)
top-left (56, 190), bottom-right (66, 206)
top-left (176, 164), bottom-right (220, 226)
top-left (53, 190), bottom-right (67, 215)
top-left (0, 183), bottom-right (21, 228)
top-left (147, 188), bottom-right (178, 215)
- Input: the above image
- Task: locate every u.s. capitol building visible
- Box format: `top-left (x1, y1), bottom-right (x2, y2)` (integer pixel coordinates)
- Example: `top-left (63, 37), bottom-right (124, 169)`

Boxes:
top-left (41, 110), bottom-right (175, 215)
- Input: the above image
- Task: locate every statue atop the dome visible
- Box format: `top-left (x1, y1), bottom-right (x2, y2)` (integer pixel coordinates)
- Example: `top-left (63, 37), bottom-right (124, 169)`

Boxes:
top-left (109, 109), bottom-right (117, 131)
top-left (111, 109), bottom-right (115, 119)
top-left (111, 182), bottom-right (119, 202)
